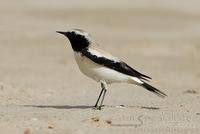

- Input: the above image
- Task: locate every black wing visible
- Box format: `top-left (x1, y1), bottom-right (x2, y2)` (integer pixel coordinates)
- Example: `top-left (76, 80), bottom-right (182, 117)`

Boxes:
top-left (82, 49), bottom-right (151, 81)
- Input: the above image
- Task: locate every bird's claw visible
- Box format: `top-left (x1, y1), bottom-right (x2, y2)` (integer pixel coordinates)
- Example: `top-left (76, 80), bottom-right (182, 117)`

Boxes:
top-left (92, 105), bottom-right (103, 110)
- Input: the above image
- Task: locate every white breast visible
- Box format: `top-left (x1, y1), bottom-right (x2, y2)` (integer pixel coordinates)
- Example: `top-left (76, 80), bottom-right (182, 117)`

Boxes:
top-left (74, 52), bottom-right (131, 84)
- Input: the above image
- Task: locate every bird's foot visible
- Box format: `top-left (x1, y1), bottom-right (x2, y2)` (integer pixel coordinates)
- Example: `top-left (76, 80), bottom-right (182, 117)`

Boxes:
top-left (92, 105), bottom-right (104, 110)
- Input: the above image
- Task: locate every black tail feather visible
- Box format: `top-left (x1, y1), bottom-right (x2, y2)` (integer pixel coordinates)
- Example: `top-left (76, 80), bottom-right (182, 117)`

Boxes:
top-left (140, 74), bottom-right (152, 80)
top-left (140, 77), bottom-right (150, 82)
top-left (142, 82), bottom-right (167, 98)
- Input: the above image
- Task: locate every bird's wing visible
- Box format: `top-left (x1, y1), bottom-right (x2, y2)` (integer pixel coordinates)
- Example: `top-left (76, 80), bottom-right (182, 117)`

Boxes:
top-left (82, 47), bottom-right (151, 81)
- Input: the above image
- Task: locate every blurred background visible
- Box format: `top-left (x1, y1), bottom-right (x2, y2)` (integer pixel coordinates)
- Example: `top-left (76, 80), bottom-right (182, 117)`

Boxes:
top-left (0, 0), bottom-right (200, 133)
top-left (0, 0), bottom-right (200, 105)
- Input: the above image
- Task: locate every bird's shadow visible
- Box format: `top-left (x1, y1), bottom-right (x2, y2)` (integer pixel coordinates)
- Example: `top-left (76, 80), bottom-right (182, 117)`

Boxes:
top-left (23, 105), bottom-right (92, 109)
top-left (23, 104), bottom-right (160, 110)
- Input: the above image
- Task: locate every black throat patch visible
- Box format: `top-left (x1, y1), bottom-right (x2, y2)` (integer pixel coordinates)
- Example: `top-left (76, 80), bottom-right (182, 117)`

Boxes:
top-left (66, 32), bottom-right (90, 52)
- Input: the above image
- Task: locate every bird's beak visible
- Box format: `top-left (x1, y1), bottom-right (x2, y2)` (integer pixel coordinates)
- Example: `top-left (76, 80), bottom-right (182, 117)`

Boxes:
top-left (56, 31), bottom-right (66, 35)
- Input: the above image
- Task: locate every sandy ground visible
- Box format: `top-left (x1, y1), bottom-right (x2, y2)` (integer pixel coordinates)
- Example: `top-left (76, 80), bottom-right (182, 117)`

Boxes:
top-left (0, 0), bottom-right (200, 134)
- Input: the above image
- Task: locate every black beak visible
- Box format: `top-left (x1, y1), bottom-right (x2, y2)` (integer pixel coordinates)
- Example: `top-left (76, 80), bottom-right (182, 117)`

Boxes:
top-left (56, 31), bottom-right (66, 35)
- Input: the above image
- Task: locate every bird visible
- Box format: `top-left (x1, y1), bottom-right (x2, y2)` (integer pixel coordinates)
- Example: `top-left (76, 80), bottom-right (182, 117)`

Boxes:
top-left (57, 29), bottom-right (167, 110)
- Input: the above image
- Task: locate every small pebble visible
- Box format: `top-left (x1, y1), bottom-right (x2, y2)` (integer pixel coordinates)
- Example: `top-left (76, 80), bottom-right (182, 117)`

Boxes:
top-left (24, 128), bottom-right (31, 134)
top-left (48, 125), bottom-right (54, 129)
top-left (105, 120), bottom-right (112, 125)
top-left (91, 117), bottom-right (100, 122)
top-left (184, 90), bottom-right (198, 94)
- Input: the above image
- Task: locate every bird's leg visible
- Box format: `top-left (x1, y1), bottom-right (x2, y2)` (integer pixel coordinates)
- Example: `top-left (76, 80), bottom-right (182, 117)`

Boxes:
top-left (94, 87), bottom-right (104, 108)
top-left (97, 81), bottom-right (108, 110)
top-left (99, 88), bottom-right (107, 109)
top-left (93, 81), bottom-right (107, 110)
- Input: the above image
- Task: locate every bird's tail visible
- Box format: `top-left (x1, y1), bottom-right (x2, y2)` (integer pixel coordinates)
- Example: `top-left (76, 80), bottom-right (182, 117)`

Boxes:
top-left (141, 82), bottom-right (167, 98)
top-left (129, 77), bottom-right (167, 98)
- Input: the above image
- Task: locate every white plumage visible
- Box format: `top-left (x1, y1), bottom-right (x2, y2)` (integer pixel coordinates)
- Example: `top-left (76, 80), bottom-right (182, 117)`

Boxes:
top-left (74, 52), bottom-right (141, 84)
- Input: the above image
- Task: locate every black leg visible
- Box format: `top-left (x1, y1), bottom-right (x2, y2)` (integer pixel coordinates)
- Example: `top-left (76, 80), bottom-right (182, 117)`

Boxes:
top-left (99, 89), bottom-right (107, 109)
top-left (94, 88), bottom-right (104, 108)
top-left (93, 81), bottom-right (108, 110)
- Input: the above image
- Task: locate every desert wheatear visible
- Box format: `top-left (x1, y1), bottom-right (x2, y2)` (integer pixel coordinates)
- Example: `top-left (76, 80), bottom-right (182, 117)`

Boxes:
top-left (57, 29), bottom-right (167, 110)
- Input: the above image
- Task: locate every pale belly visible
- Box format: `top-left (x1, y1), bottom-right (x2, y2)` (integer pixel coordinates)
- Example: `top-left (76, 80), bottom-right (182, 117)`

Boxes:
top-left (74, 53), bottom-right (130, 84)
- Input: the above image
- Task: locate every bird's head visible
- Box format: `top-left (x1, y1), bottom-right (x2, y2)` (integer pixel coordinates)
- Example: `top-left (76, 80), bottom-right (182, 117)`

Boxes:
top-left (57, 29), bottom-right (92, 52)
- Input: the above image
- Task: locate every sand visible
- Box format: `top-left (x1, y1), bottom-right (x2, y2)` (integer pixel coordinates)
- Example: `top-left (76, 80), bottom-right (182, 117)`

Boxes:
top-left (0, 0), bottom-right (200, 134)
